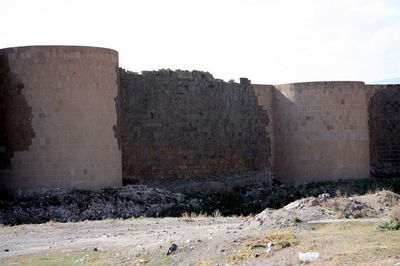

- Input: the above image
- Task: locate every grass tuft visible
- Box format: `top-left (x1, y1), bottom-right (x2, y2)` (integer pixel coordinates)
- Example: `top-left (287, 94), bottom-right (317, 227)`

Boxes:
top-left (226, 231), bottom-right (298, 262)
top-left (378, 206), bottom-right (400, 231)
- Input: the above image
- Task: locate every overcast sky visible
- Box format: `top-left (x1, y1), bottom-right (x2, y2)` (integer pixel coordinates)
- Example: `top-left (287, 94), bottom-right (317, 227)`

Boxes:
top-left (1, 0), bottom-right (399, 84)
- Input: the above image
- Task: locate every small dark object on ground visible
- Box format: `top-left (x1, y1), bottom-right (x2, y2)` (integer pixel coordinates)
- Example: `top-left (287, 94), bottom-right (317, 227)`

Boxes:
top-left (166, 243), bottom-right (177, 255)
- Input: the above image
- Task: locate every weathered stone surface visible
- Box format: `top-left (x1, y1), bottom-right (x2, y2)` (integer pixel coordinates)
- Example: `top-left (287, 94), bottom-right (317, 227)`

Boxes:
top-left (2, 44), bottom-right (400, 192)
top-left (118, 69), bottom-right (272, 190)
top-left (0, 46), bottom-right (122, 191)
top-left (0, 54), bottom-right (34, 170)
top-left (274, 82), bottom-right (370, 185)
top-left (367, 85), bottom-right (400, 177)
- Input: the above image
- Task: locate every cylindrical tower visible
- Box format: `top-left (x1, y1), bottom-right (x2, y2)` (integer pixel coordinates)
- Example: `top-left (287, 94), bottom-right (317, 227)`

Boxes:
top-left (273, 81), bottom-right (370, 185)
top-left (0, 46), bottom-right (121, 190)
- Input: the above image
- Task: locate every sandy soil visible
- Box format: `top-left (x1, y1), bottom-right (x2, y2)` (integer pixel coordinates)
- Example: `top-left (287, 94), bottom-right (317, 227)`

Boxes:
top-left (0, 217), bottom-right (253, 265)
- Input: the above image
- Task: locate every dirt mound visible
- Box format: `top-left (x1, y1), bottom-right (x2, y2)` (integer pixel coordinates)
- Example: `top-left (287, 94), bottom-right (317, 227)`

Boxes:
top-left (245, 195), bottom-right (334, 229)
top-left (353, 190), bottom-right (400, 216)
top-left (321, 197), bottom-right (377, 218)
top-left (246, 191), bottom-right (400, 229)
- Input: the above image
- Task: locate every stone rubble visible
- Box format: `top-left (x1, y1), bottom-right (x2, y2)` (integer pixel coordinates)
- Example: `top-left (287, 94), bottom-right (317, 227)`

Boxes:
top-left (0, 185), bottom-right (199, 225)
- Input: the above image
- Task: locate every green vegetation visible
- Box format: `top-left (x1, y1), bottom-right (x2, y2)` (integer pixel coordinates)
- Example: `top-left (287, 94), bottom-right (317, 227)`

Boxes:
top-left (378, 206), bottom-right (400, 231)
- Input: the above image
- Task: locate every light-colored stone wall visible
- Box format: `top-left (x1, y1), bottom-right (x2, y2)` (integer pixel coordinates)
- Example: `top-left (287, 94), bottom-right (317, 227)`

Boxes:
top-left (2, 44), bottom-right (397, 191)
top-left (273, 81), bottom-right (370, 185)
top-left (253, 84), bottom-right (275, 170)
top-left (0, 46), bottom-right (121, 190)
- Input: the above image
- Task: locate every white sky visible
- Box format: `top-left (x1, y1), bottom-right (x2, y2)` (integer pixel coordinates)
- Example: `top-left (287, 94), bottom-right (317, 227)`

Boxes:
top-left (1, 0), bottom-right (399, 84)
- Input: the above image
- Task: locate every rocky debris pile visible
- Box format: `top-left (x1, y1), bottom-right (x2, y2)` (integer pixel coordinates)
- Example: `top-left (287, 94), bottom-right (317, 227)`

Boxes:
top-left (321, 197), bottom-right (377, 218)
top-left (246, 191), bottom-right (400, 230)
top-left (0, 185), bottom-right (200, 225)
top-left (245, 195), bottom-right (334, 229)
top-left (356, 190), bottom-right (400, 215)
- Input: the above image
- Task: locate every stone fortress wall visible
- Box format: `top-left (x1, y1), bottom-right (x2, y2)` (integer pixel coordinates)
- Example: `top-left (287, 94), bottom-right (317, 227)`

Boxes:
top-left (119, 68), bottom-right (399, 189)
top-left (0, 46), bottom-right (122, 190)
top-left (1, 45), bottom-right (399, 192)
top-left (118, 70), bottom-right (273, 190)
top-left (367, 84), bottom-right (400, 178)
top-left (273, 82), bottom-right (370, 185)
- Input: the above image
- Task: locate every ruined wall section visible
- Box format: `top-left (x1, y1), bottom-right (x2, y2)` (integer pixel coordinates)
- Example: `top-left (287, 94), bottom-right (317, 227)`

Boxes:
top-left (0, 46), bottom-right (122, 190)
top-left (367, 84), bottom-right (400, 177)
top-left (274, 82), bottom-right (370, 185)
top-left (119, 69), bottom-right (272, 189)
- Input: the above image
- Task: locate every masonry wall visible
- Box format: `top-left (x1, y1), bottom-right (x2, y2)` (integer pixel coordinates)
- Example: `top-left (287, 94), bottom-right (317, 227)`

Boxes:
top-left (0, 46), bottom-right (121, 190)
top-left (119, 69), bottom-right (272, 190)
top-left (273, 82), bottom-right (370, 185)
top-left (367, 84), bottom-right (400, 177)
top-left (253, 84), bottom-right (276, 169)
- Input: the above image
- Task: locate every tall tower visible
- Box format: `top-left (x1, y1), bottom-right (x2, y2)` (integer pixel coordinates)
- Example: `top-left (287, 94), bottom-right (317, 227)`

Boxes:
top-left (0, 46), bottom-right (122, 191)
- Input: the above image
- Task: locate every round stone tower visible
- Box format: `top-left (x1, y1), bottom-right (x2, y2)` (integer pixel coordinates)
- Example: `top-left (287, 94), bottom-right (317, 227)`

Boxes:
top-left (273, 81), bottom-right (370, 185)
top-left (0, 46), bottom-right (121, 191)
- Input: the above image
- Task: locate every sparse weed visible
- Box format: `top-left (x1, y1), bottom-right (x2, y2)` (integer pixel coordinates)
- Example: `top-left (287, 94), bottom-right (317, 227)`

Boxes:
top-left (181, 212), bottom-right (195, 222)
top-left (226, 231), bottom-right (298, 262)
top-left (197, 259), bottom-right (217, 265)
top-left (226, 251), bottom-right (257, 262)
top-left (289, 217), bottom-right (302, 224)
top-left (378, 206), bottom-right (400, 230)
top-left (212, 210), bottom-right (221, 218)
top-left (377, 220), bottom-right (400, 231)
top-left (181, 210), bottom-right (222, 221)
top-left (244, 231), bottom-right (298, 250)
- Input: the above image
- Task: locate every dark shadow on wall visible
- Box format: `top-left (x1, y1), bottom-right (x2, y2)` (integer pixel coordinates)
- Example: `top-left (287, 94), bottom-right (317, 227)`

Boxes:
top-left (0, 54), bottom-right (34, 171)
top-left (118, 69), bottom-right (271, 189)
top-left (369, 85), bottom-right (400, 178)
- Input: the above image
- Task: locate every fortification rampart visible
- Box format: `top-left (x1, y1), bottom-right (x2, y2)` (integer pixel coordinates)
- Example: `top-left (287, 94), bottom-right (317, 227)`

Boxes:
top-left (273, 81), bottom-right (370, 184)
top-left (367, 84), bottom-right (400, 177)
top-left (0, 46), bottom-right (121, 190)
top-left (1, 45), bottom-right (400, 192)
top-left (119, 69), bottom-right (273, 190)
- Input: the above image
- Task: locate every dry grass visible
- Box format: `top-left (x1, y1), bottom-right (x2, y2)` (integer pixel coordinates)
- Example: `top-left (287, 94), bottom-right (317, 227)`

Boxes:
top-left (321, 191), bottom-right (376, 219)
top-left (45, 220), bottom-right (65, 228)
top-left (180, 210), bottom-right (222, 222)
top-left (226, 251), bottom-right (258, 262)
top-left (226, 231), bottom-right (298, 262)
top-left (197, 259), bottom-right (217, 265)
top-left (244, 231), bottom-right (298, 250)
top-left (299, 221), bottom-right (400, 265)
top-left (378, 206), bottom-right (400, 231)
top-left (381, 190), bottom-right (400, 206)
top-left (321, 197), bottom-right (347, 218)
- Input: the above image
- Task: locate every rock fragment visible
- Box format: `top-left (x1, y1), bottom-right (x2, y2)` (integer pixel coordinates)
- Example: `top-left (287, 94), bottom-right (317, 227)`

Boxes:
top-left (166, 243), bottom-right (177, 255)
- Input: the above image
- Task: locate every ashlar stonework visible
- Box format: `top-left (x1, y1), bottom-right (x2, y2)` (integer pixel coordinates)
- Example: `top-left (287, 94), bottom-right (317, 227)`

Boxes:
top-left (1, 45), bottom-right (399, 193)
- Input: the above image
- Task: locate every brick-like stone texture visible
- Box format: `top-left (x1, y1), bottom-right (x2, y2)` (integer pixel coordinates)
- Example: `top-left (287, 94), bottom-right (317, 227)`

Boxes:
top-left (367, 85), bottom-right (400, 177)
top-left (0, 54), bottom-right (34, 170)
top-left (118, 69), bottom-right (272, 188)
top-left (274, 82), bottom-right (370, 185)
top-left (0, 46), bottom-right (122, 190)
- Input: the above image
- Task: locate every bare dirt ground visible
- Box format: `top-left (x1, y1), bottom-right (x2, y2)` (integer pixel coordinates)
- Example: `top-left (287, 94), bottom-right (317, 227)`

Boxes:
top-left (0, 217), bottom-right (249, 265)
top-left (1, 190), bottom-right (400, 265)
